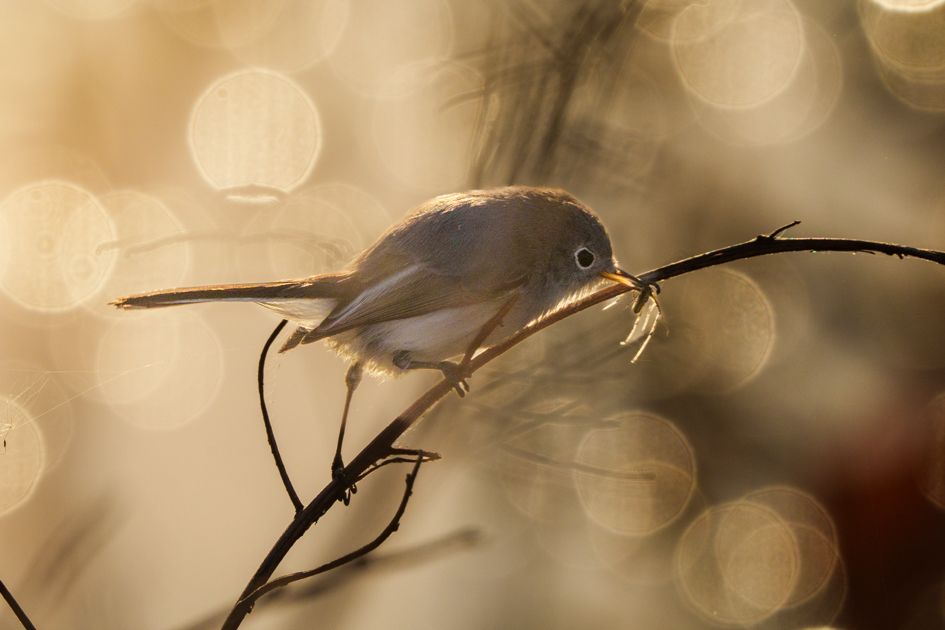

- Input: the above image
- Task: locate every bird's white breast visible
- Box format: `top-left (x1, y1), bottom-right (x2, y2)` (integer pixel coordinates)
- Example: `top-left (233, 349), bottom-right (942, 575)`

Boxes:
top-left (337, 300), bottom-right (503, 374)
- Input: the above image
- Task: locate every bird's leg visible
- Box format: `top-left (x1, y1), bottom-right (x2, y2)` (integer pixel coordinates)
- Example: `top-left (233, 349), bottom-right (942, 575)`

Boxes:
top-left (459, 295), bottom-right (519, 365)
top-left (334, 362), bottom-right (362, 505)
top-left (393, 352), bottom-right (470, 397)
top-left (391, 295), bottom-right (519, 398)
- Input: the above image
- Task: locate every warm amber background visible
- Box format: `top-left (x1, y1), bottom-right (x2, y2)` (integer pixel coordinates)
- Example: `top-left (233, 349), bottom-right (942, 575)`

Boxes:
top-left (1, 1), bottom-right (945, 629)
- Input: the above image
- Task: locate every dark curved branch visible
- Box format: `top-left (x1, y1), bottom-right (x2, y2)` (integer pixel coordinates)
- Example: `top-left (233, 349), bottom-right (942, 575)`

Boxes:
top-left (0, 579), bottom-right (36, 630)
top-left (286, 527), bottom-right (480, 600)
top-left (258, 319), bottom-right (303, 514)
top-left (235, 458), bottom-right (424, 614)
top-left (221, 228), bottom-right (945, 629)
top-left (176, 529), bottom-right (479, 630)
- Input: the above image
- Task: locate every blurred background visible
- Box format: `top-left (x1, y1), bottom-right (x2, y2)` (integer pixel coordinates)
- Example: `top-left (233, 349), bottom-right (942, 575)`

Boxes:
top-left (1, 0), bottom-right (945, 628)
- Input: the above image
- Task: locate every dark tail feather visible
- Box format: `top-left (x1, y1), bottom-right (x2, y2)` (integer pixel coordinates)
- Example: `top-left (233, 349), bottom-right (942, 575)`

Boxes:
top-left (110, 274), bottom-right (351, 310)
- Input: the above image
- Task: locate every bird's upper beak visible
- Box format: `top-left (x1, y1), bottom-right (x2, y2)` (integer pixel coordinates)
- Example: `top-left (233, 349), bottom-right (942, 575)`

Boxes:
top-left (599, 266), bottom-right (640, 289)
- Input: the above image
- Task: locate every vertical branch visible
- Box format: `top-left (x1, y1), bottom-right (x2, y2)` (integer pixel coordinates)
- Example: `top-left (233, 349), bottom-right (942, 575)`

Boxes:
top-left (0, 579), bottom-right (36, 630)
top-left (258, 319), bottom-right (303, 514)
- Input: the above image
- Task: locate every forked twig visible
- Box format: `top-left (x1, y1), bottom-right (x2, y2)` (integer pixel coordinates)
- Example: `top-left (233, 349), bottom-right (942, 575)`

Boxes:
top-left (175, 529), bottom-right (480, 630)
top-left (235, 458), bottom-right (425, 613)
top-left (356, 449), bottom-right (441, 482)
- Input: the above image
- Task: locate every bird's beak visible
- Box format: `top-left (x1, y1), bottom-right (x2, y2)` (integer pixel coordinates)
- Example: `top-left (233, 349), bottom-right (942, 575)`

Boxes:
top-left (599, 267), bottom-right (641, 288)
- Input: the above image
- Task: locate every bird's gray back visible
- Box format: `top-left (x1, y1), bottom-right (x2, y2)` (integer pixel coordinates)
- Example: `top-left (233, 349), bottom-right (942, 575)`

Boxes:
top-left (350, 187), bottom-right (591, 295)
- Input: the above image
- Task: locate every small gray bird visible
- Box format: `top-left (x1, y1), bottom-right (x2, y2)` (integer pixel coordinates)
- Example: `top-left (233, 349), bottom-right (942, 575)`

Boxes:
top-left (112, 186), bottom-right (639, 469)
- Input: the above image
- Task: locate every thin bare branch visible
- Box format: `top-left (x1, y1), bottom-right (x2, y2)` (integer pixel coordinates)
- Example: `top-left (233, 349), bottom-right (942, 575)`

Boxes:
top-left (235, 458), bottom-right (425, 614)
top-left (176, 529), bottom-right (479, 630)
top-left (258, 319), bottom-right (303, 514)
top-left (356, 450), bottom-right (441, 483)
top-left (221, 228), bottom-right (945, 629)
top-left (288, 527), bottom-right (480, 599)
top-left (0, 579), bottom-right (36, 630)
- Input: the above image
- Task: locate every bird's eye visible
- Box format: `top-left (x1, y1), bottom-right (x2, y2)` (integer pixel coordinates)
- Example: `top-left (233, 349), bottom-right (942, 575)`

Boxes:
top-left (575, 247), bottom-right (595, 269)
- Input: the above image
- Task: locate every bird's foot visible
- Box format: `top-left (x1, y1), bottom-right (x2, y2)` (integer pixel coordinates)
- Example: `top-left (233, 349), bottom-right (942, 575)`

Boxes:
top-left (392, 352), bottom-right (471, 397)
top-left (332, 457), bottom-right (357, 506)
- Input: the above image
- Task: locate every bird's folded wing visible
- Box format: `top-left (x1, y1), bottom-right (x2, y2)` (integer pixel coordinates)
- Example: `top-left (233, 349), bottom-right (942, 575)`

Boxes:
top-left (310, 263), bottom-right (525, 338)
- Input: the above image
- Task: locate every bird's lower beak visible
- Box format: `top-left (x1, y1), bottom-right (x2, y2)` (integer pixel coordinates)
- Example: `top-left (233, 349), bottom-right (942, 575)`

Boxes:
top-left (599, 268), bottom-right (641, 288)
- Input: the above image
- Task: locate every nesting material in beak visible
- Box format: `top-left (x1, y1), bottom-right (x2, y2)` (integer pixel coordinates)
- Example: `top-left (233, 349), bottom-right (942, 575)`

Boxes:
top-left (600, 268), bottom-right (663, 364)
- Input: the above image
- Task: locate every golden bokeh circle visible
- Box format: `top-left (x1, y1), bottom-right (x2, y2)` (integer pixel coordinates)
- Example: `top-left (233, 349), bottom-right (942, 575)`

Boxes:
top-left (93, 310), bottom-right (225, 431)
top-left (676, 501), bottom-right (801, 625)
top-left (156, 0), bottom-right (288, 50)
top-left (233, 183), bottom-right (392, 282)
top-left (492, 398), bottom-right (590, 522)
top-left (304, 182), bottom-right (393, 246)
top-left (860, 0), bottom-right (945, 110)
top-left (0, 146), bottom-right (110, 197)
top-left (0, 180), bottom-right (116, 312)
top-left (262, 194), bottom-right (365, 278)
top-left (868, 0), bottom-right (945, 14)
top-left (0, 395), bottom-right (46, 517)
top-left (189, 69), bottom-right (322, 195)
top-left (861, 0), bottom-right (945, 75)
top-left (744, 486), bottom-right (840, 608)
top-left (574, 412), bottom-right (696, 536)
top-left (691, 18), bottom-right (843, 146)
top-left (91, 190), bottom-right (192, 320)
top-left (636, 0), bottom-right (719, 42)
top-left (0, 360), bottom-right (74, 472)
top-left (672, 0), bottom-right (806, 110)
top-left (94, 316), bottom-right (185, 407)
top-left (679, 268), bottom-right (777, 394)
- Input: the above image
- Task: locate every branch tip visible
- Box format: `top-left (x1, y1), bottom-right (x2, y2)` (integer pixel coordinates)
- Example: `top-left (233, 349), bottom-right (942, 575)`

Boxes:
top-left (762, 220), bottom-right (802, 240)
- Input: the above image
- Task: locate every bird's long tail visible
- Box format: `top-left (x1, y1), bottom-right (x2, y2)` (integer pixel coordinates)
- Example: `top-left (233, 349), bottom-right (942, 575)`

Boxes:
top-left (110, 280), bottom-right (313, 309)
top-left (110, 275), bottom-right (352, 352)
top-left (110, 273), bottom-right (351, 310)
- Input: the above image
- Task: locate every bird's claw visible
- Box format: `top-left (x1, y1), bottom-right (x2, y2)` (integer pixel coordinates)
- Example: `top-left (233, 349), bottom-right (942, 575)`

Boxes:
top-left (439, 361), bottom-right (471, 397)
top-left (332, 463), bottom-right (358, 506)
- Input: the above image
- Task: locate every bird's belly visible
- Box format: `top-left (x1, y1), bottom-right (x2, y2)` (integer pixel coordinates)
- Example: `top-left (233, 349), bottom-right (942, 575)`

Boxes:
top-left (331, 301), bottom-right (503, 375)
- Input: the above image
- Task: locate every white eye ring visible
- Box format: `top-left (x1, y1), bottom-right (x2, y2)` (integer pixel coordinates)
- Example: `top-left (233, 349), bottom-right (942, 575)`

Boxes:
top-left (575, 247), bottom-right (595, 269)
